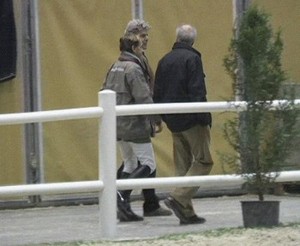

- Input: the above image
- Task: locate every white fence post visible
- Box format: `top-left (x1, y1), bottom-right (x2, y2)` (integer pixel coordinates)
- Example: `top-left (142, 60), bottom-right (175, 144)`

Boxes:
top-left (98, 90), bottom-right (117, 238)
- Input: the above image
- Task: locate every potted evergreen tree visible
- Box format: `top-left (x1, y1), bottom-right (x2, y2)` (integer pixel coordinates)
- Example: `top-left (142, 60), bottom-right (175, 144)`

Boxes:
top-left (222, 5), bottom-right (299, 227)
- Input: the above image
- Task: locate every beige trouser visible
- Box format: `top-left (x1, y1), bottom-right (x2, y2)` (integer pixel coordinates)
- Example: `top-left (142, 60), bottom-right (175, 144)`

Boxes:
top-left (170, 124), bottom-right (213, 217)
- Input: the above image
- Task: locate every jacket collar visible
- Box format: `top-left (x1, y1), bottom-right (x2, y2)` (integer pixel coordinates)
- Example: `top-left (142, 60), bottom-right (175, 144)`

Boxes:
top-left (119, 51), bottom-right (142, 64)
top-left (172, 42), bottom-right (200, 56)
top-left (118, 51), bottom-right (150, 80)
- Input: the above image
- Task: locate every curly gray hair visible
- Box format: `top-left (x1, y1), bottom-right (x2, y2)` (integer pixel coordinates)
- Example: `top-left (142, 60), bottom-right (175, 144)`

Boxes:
top-left (124, 19), bottom-right (151, 35)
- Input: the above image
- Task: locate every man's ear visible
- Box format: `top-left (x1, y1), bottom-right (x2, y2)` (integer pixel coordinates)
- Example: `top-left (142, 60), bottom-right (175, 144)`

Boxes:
top-left (132, 45), bottom-right (137, 53)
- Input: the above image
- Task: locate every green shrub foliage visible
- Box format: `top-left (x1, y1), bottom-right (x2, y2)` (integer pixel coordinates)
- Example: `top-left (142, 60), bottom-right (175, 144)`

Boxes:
top-left (223, 5), bottom-right (299, 201)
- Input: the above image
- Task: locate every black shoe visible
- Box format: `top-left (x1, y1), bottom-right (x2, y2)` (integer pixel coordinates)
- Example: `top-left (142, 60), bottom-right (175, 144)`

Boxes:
top-left (144, 207), bottom-right (172, 217)
top-left (117, 193), bottom-right (143, 222)
top-left (118, 207), bottom-right (143, 222)
top-left (180, 215), bottom-right (206, 225)
top-left (164, 197), bottom-right (189, 223)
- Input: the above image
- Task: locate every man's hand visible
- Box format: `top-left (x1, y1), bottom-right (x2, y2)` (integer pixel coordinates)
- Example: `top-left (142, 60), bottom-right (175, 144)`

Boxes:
top-left (155, 123), bottom-right (163, 133)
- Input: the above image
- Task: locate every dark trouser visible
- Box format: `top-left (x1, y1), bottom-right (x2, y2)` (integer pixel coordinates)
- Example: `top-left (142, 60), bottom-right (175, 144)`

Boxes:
top-left (117, 162), bottom-right (160, 213)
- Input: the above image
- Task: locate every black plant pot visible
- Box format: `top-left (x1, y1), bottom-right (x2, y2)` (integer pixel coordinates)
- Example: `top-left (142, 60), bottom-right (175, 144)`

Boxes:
top-left (241, 200), bottom-right (280, 228)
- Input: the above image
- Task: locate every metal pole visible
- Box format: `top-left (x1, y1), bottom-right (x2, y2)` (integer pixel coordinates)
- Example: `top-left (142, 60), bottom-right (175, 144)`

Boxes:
top-left (232, 0), bottom-right (251, 173)
top-left (21, 0), bottom-right (44, 204)
top-left (131, 0), bottom-right (143, 19)
top-left (232, 0), bottom-right (251, 101)
top-left (98, 90), bottom-right (117, 239)
top-left (32, 0), bottom-right (44, 183)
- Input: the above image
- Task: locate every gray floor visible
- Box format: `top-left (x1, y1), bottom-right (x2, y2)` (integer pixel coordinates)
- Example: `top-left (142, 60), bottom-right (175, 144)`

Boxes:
top-left (0, 194), bottom-right (300, 246)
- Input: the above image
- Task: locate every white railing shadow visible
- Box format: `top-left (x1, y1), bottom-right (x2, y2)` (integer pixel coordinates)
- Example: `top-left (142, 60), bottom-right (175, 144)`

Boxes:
top-left (0, 89), bottom-right (300, 238)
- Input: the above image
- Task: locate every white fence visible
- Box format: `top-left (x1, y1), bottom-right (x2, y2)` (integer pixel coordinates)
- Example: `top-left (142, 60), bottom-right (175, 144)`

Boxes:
top-left (1, 90), bottom-right (300, 239)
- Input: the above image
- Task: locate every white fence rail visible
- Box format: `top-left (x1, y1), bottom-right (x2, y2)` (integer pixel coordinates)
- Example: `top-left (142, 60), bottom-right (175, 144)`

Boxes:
top-left (0, 90), bottom-right (300, 238)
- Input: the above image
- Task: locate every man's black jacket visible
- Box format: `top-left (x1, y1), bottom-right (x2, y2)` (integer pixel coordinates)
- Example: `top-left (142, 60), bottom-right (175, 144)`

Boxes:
top-left (153, 42), bottom-right (212, 133)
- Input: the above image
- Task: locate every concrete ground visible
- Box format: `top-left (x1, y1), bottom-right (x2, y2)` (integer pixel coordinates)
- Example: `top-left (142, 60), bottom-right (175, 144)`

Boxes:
top-left (0, 193), bottom-right (300, 246)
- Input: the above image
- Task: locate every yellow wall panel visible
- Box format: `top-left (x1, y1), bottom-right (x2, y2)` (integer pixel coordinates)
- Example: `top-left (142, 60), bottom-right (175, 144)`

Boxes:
top-left (0, 2), bottom-right (24, 185)
top-left (1, 0), bottom-right (299, 184)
